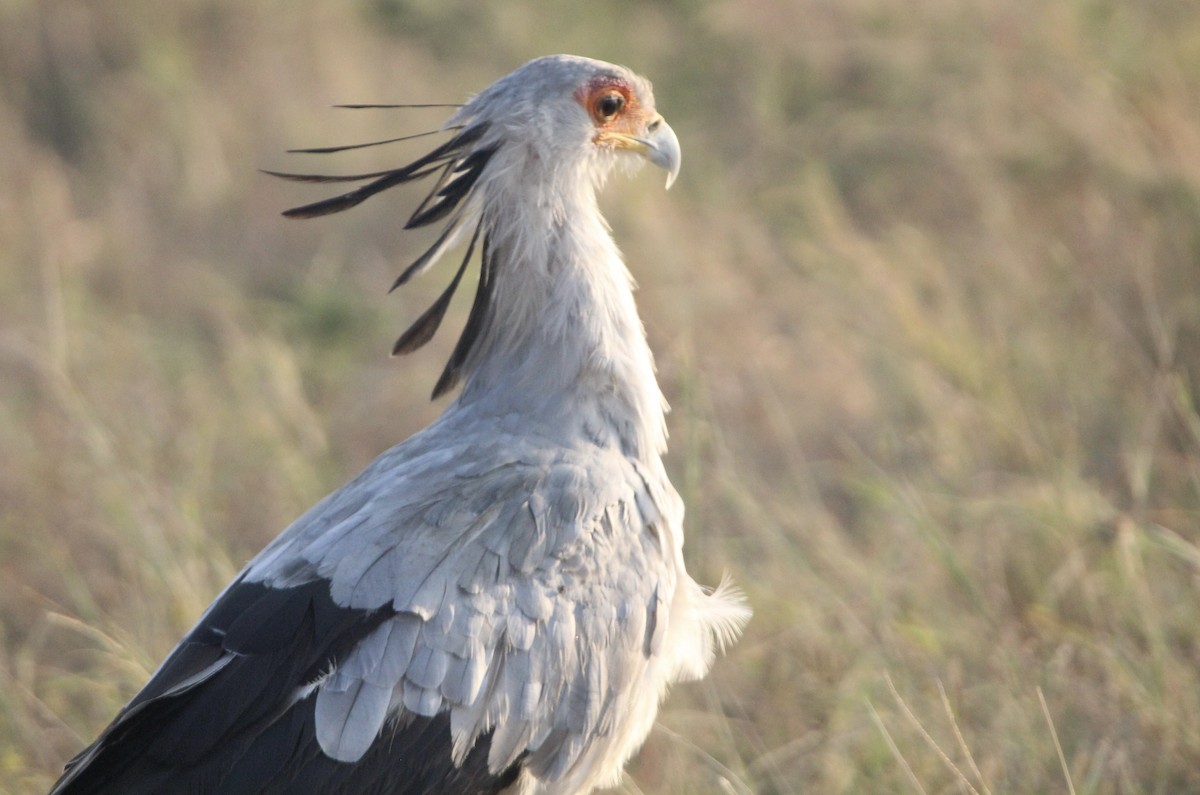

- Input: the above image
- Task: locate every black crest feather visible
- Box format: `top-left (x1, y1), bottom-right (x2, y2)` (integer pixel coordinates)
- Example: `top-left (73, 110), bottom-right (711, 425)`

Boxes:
top-left (391, 221), bottom-right (482, 357)
top-left (269, 118), bottom-right (499, 400)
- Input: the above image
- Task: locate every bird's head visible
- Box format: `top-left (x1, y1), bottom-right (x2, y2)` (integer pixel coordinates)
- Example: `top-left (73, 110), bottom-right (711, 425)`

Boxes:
top-left (456, 54), bottom-right (680, 190)
top-left (269, 55), bottom-right (679, 398)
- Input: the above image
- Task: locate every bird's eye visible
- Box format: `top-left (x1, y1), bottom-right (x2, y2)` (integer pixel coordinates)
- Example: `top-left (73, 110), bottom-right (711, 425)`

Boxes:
top-left (595, 92), bottom-right (625, 122)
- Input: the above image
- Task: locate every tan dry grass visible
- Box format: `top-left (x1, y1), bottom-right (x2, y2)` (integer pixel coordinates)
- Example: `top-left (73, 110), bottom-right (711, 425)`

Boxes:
top-left (2, 1), bottom-right (1200, 793)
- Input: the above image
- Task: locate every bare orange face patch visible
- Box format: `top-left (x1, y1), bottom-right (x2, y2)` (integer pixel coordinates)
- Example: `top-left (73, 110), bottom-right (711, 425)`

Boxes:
top-left (575, 75), bottom-right (649, 139)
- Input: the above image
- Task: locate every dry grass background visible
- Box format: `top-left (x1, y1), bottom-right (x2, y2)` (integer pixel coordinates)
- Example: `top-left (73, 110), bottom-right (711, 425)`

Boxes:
top-left (2, 0), bottom-right (1200, 792)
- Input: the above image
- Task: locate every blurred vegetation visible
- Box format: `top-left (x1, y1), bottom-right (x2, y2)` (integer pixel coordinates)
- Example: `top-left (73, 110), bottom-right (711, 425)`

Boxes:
top-left (3, 0), bottom-right (1200, 792)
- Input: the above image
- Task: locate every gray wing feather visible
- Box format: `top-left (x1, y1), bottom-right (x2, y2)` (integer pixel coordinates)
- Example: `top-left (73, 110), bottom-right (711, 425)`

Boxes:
top-left (370, 616), bottom-right (423, 684)
top-left (513, 578), bottom-right (554, 622)
top-left (243, 421), bottom-right (673, 778)
top-left (402, 680), bottom-right (443, 716)
top-left (441, 638), bottom-right (489, 704)
top-left (505, 612), bottom-right (538, 651)
top-left (406, 643), bottom-right (450, 691)
top-left (315, 678), bottom-right (394, 762)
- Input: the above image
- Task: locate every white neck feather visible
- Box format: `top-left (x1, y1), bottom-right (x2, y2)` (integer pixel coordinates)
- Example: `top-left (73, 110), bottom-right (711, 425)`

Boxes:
top-left (454, 170), bottom-right (668, 461)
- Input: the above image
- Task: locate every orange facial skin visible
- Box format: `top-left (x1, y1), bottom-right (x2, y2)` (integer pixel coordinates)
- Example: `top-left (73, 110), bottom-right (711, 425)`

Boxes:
top-left (575, 76), bottom-right (656, 148)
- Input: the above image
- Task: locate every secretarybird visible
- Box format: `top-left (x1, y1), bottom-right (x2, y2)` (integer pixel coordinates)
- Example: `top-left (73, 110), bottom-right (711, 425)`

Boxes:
top-left (51, 54), bottom-right (750, 795)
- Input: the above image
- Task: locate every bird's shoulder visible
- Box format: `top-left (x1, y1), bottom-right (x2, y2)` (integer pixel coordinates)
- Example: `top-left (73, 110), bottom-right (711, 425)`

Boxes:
top-left (231, 415), bottom-right (682, 776)
top-left (245, 413), bottom-right (676, 611)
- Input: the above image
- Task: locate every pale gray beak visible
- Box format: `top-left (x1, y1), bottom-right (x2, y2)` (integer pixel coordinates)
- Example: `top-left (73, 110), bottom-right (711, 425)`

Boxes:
top-left (636, 115), bottom-right (681, 189)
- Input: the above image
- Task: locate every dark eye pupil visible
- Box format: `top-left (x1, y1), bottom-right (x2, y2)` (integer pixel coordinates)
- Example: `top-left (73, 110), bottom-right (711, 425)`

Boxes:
top-left (598, 93), bottom-right (624, 119)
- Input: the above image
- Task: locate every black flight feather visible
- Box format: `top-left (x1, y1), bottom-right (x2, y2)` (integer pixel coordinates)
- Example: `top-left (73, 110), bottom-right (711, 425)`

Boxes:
top-left (50, 579), bottom-right (396, 794)
top-left (52, 577), bottom-right (525, 794)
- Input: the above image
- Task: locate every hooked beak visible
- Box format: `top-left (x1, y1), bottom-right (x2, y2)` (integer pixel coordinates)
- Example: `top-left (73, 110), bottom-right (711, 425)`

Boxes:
top-left (637, 115), bottom-right (682, 189)
top-left (600, 114), bottom-right (682, 189)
